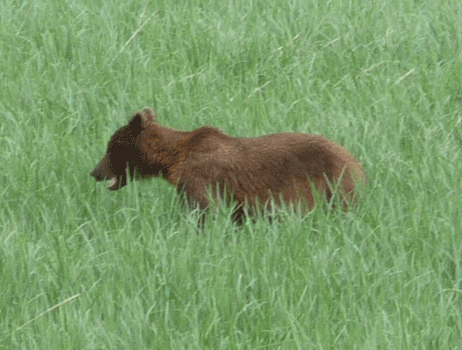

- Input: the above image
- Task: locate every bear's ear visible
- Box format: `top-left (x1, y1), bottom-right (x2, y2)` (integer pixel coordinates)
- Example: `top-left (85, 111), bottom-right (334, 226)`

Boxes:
top-left (141, 108), bottom-right (156, 122)
top-left (128, 112), bottom-right (144, 135)
top-left (128, 108), bottom-right (156, 134)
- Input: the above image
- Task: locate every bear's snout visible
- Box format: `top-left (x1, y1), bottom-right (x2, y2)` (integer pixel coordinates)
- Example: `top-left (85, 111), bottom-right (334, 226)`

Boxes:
top-left (90, 168), bottom-right (105, 181)
top-left (90, 154), bottom-right (113, 180)
top-left (90, 154), bottom-right (128, 191)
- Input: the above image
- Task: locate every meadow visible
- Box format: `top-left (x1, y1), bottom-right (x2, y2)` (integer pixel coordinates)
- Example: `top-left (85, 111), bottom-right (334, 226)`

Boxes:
top-left (1, 0), bottom-right (461, 348)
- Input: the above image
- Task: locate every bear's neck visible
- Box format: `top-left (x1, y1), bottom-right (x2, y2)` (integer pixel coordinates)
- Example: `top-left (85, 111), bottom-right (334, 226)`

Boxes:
top-left (143, 124), bottom-right (194, 179)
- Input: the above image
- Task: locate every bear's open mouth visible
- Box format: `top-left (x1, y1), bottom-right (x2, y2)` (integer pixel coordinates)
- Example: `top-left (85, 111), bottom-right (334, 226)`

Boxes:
top-left (108, 177), bottom-right (118, 191)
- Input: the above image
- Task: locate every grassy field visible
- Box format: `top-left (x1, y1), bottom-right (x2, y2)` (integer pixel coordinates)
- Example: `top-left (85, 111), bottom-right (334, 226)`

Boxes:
top-left (1, 0), bottom-right (461, 348)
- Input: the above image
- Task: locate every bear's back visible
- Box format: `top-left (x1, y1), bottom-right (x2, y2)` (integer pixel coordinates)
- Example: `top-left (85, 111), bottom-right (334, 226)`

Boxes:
top-left (177, 129), bottom-right (364, 209)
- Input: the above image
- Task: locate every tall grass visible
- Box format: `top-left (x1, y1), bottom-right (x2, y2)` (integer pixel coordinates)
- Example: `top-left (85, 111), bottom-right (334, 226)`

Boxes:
top-left (1, 0), bottom-right (461, 348)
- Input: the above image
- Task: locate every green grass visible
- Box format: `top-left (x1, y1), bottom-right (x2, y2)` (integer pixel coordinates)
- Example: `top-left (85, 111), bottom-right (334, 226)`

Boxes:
top-left (1, 0), bottom-right (461, 348)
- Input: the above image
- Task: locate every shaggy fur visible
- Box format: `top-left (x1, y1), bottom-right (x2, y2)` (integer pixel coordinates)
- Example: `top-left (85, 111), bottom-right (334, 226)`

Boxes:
top-left (90, 108), bottom-right (365, 221)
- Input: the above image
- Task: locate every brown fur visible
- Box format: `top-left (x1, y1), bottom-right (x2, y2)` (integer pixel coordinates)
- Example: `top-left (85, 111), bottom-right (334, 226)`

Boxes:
top-left (90, 108), bottom-right (365, 221)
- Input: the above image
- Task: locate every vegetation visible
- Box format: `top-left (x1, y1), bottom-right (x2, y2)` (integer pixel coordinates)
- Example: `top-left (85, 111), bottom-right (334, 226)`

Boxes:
top-left (1, 0), bottom-right (461, 348)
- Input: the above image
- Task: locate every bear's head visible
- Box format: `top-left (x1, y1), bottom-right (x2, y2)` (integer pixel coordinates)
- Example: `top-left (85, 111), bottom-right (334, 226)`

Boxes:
top-left (90, 108), bottom-right (155, 190)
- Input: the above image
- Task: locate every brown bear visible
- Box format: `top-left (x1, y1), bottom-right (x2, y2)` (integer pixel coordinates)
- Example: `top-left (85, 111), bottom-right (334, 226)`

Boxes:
top-left (90, 108), bottom-right (365, 221)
